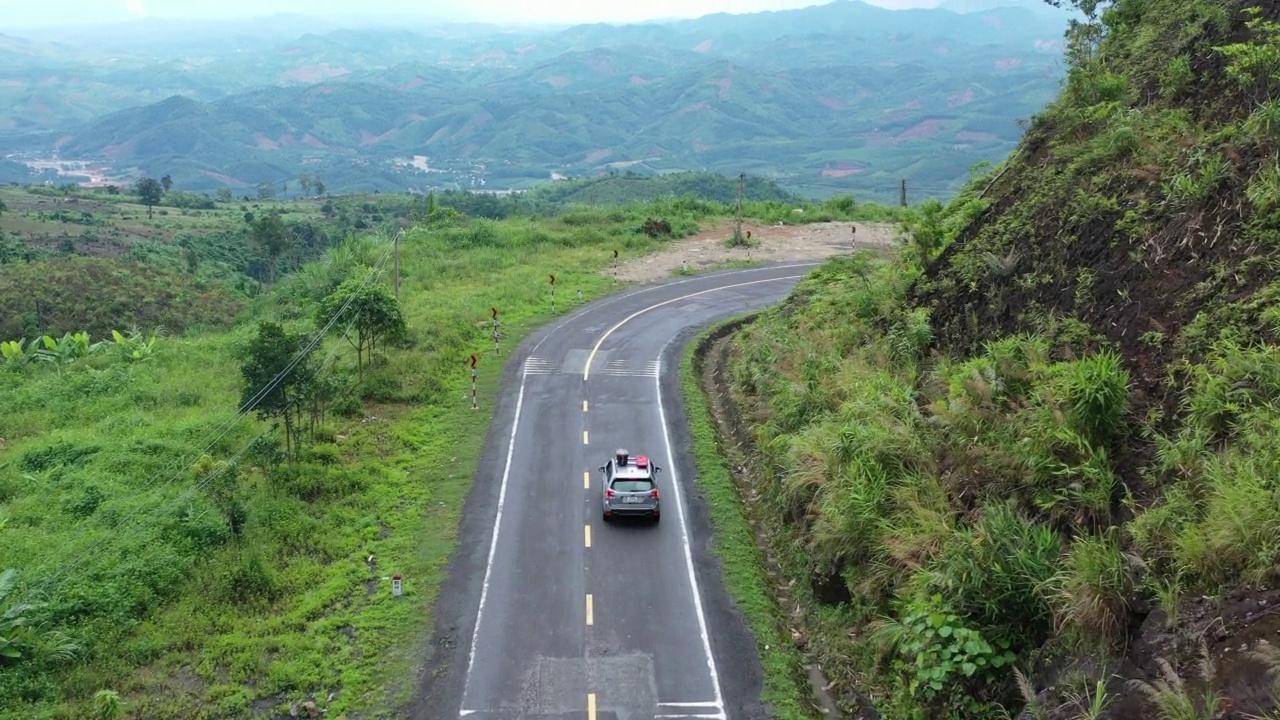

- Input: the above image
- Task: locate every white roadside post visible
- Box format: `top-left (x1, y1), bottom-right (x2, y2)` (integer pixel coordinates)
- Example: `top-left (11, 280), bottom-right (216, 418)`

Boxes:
top-left (392, 573), bottom-right (403, 597)
top-left (469, 354), bottom-right (479, 411)
top-left (491, 307), bottom-right (500, 355)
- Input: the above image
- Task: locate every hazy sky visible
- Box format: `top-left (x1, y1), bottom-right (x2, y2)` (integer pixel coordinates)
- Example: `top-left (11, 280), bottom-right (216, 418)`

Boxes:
top-left (0, 0), bottom-right (947, 29)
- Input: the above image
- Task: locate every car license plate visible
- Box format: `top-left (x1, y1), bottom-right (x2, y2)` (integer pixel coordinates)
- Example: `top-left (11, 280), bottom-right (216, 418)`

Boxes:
top-left (623, 496), bottom-right (642, 503)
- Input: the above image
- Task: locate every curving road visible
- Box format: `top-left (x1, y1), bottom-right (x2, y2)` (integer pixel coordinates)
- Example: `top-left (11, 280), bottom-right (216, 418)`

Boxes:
top-left (414, 263), bottom-right (820, 720)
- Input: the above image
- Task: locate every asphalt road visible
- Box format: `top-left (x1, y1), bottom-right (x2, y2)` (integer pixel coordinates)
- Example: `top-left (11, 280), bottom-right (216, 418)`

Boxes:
top-left (413, 263), bottom-right (821, 720)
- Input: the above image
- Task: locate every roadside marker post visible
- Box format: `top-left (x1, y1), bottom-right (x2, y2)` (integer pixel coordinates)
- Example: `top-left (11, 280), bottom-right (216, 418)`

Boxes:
top-left (392, 573), bottom-right (403, 597)
top-left (550, 273), bottom-right (557, 314)
top-left (469, 354), bottom-right (480, 410)
top-left (612, 249), bottom-right (618, 284)
top-left (491, 307), bottom-right (500, 355)
top-left (851, 224), bottom-right (857, 252)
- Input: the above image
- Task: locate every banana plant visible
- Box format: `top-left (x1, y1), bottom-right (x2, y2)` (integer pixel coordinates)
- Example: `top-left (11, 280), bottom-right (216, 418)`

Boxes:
top-left (0, 339), bottom-right (32, 365)
top-left (34, 332), bottom-right (101, 364)
top-left (111, 329), bottom-right (157, 361)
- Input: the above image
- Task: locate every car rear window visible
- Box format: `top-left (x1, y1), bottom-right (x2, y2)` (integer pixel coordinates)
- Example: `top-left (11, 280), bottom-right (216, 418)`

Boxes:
top-left (611, 479), bottom-right (653, 493)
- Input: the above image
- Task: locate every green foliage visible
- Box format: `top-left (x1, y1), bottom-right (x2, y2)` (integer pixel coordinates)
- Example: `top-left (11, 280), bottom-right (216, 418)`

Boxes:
top-left (0, 569), bottom-right (79, 666)
top-left (707, 2), bottom-right (1280, 719)
top-left (91, 689), bottom-right (125, 720)
top-left (1214, 7), bottom-right (1280, 101)
top-left (238, 321), bottom-right (317, 460)
top-left (134, 178), bottom-right (163, 218)
top-left (0, 0), bottom-right (1069, 204)
top-left (314, 273), bottom-right (406, 375)
top-left (871, 593), bottom-right (1016, 702)
top-left (1, 194), bottom-right (802, 716)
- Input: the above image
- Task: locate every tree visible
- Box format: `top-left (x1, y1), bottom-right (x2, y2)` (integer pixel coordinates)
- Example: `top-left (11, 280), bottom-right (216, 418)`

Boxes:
top-left (135, 178), bottom-right (163, 218)
top-left (256, 182), bottom-right (276, 201)
top-left (239, 321), bottom-right (316, 461)
top-left (216, 187), bottom-right (233, 202)
top-left (160, 174), bottom-right (173, 192)
top-left (0, 198), bottom-right (7, 216)
top-left (314, 179), bottom-right (325, 196)
top-left (315, 275), bottom-right (407, 377)
top-left (250, 211), bottom-right (290, 284)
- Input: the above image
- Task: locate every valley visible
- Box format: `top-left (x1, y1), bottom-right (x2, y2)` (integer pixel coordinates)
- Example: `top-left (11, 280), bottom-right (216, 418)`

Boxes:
top-left (0, 0), bottom-right (1076, 203)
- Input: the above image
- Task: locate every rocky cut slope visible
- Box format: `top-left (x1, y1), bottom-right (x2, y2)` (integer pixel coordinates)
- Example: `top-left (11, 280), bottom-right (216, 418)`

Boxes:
top-left (713, 0), bottom-right (1280, 718)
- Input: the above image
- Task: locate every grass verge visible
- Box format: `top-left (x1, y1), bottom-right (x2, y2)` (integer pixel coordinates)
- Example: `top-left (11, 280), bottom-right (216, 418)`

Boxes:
top-left (681, 314), bottom-right (819, 720)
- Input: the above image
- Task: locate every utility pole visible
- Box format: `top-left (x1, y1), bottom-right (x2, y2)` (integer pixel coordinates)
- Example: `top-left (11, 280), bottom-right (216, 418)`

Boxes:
top-left (900, 179), bottom-right (907, 207)
top-left (736, 173), bottom-right (745, 240)
top-left (394, 230), bottom-right (403, 298)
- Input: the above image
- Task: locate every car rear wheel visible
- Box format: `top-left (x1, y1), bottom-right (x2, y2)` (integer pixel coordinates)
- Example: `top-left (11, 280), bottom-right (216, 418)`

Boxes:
top-left (652, 512), bottom-right (660, 524)
top-left (602, 511), bottom-right (612, 523)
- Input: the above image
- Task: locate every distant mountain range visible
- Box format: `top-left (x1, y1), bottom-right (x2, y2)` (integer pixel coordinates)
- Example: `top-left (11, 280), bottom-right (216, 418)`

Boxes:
top-left (0, 0), bottom-right (1075, 203)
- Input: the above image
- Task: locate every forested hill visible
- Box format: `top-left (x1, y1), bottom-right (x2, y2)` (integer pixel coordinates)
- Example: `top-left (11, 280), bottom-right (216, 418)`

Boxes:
top-left (0, 1), bottom-right (1074, 202)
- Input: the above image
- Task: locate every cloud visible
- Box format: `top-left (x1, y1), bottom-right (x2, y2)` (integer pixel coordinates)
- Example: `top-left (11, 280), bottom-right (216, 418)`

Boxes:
top-left (124, 0), bottom-right (149, 17)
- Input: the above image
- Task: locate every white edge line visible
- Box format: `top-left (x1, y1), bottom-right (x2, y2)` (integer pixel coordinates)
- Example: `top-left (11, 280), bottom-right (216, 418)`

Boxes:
top-left (584, 273), bottom-right (807, 381)
top-left (655, 343), bottom-right (725, 708)
top-left (659, 702), bottom-right (722, 707)
top-left (459, 368), bottom-right (527, 712)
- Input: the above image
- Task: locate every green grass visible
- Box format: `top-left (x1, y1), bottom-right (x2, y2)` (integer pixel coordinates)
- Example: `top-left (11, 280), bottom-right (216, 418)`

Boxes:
top-left (0, 207), bottom-right (684, 718)
top-left (680, 315), bottom-right (818, 720)
top-left (701, 1), bottom-right (1280, 716)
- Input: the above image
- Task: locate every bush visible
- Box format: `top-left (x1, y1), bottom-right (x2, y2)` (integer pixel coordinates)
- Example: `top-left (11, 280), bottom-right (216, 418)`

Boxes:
top-left (221, 551), bottom-right (278, 605)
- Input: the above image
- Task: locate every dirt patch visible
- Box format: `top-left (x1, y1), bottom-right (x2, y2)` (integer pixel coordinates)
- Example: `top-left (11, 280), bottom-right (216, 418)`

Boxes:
top-left (611, 220), bottom-right (902, 284)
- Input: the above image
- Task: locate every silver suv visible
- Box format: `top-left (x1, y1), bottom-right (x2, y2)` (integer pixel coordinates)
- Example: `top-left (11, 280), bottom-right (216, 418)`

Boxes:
top-left (599, 448), bottom-right (662, 523)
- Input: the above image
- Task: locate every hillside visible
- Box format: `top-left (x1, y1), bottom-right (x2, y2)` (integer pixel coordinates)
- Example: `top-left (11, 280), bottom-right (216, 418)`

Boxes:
top-left (0, 1), bottom-right (1072, 203)
top-left (701, 0), bottom-right (1280, 717)
top-left (0, 181), bottom-right (891, 718)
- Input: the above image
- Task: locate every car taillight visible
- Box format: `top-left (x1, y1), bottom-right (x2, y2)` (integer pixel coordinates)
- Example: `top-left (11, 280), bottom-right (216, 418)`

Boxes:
top-left (650, 489), bottom-right (660, 499)
top-left (605, 489), bottom-right (615, 498)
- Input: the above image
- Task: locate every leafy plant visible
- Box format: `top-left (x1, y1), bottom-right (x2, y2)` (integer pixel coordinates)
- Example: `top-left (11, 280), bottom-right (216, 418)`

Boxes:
top-left (91, 689), bottom-right (125, 720)
top-left (0, 568), bottom-right (78, 665)
top-left (871, 593), bottom-right (1016, 701)
top-left (315, 272), bottom-right (407, 376)
top-left (109, 328), bottom-right (158, 361)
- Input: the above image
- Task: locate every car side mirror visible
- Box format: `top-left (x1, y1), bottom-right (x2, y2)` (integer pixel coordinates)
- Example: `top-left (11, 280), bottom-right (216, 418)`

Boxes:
top-left (654, 466), bottom-right (662, 473)
top-left (598, 466), bottom-right (607, 473)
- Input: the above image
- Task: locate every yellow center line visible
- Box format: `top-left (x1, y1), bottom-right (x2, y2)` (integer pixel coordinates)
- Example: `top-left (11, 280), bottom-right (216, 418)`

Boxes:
top-left (587, 692), bottom-right (597, 720)
top-left (585, 594), bottom-right (594, 625)
top-left (584, 470), bottom-right (590, 489)
top-left (583, 399), bottom-right (588, 412)
top-left (584, 524), bottom-right (592, 547)
top-left (583, 430), bottom-right (589, 445)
